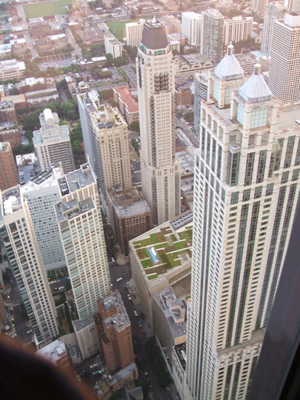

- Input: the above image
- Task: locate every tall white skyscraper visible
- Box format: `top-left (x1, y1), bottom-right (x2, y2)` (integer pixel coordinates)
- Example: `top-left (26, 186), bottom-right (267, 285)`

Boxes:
top-left (55, 163), bottom-right (111, 320)
top-left (201, 9), bottom-right (224, 65)
top-left (137, 19), bottom-right (181, 225)
top-left (185, 51), bottom-right (300, 399)
top-left (261, 2), bottom-right (284, 56)
top-left (33, 109), bottom-right (75, 175)
top-left (182, 12), bottom-right (202, 45)
top-left (21, 165), bottom-right (66, 272)
top-left (269, 13), bottom-right (300, 103)
top-left (0, 186), bottom-right (59, 344)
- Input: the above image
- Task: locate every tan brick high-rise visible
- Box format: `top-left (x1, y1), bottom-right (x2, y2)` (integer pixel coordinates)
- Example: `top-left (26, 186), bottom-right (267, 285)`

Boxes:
top-left (0, 142), bottom-right (19, 191)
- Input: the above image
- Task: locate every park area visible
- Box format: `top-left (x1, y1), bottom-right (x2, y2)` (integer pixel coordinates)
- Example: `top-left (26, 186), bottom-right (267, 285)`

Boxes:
top-left (23, 0), bottom-right (74, 18)
top-left (107, 18), bottom-right (150, 41)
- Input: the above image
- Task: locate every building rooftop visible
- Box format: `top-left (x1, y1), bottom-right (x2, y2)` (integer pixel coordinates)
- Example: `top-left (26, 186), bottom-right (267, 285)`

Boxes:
top-left (73, 313), bottom-right (95, 332)
top-left (21, 164), bottom-right (63, 195)
top-left (239, 64), bottom-right (272, 103)
top-left (33, 109), bottom-right (70, 146)
top-left (102, 290), bottom-right (130, 332)
top-left (108, 187), bottom-right (150, 218)
top-left (154, 287), bottom-right (186, 339)
top-left (141, 18), bottom-right (168, 50)
top-left (58, 163), bottom-right (96, 197)
top-left (113, 85), bottom-right (139, 113)
top-left (214, 43), bottom-right (244, 81)
top-left (55, 197), bottom-right (95, 223)
top-left (37, 338), bottom-right (67, 364)
top-left (131, 219), bottom-right (192, 282)
top-left (91, 104), bottom-right (127, 131)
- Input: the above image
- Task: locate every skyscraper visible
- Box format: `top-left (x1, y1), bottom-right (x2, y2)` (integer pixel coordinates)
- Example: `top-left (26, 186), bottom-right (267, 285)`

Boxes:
top-left (90, 103), bottom-right (132, 197)
top-left (55, 163), bottom-right (111, 320)
top-left (185, 56), bottom-right (300, 399)
top-left (268, 13), bottom-right (300, 103)
top-left (0, 142), bottom-right (19, 191)
top-left (182, 12), bottom-right (202, 45)
top-left (33, 108), bottom-right (75, 174)
top-left (261, 2), bottom-right (285, 56)
top-left (201, 9), bottom-right (224, 65)
top-left (284, 0), bottom-right (300, 12)
top-left (0, 186), bottom-right (59, 344)
top-left (137, 18), bottom-right (181, 225)
top-left (21, 165), bottom-right (66, 273)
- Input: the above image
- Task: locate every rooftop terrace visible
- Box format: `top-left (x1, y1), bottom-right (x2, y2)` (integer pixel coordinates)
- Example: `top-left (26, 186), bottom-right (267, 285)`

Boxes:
top-left (132, 221), bottom-right (192, 281)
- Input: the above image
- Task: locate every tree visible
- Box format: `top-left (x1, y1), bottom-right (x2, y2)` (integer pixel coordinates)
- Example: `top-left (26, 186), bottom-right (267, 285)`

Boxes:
top-left (130, 121), bottom-right (140, 132)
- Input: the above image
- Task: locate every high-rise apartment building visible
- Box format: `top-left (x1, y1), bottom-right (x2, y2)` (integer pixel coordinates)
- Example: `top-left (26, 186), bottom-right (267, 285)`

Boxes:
top-left (77, 90), bottom-right (99, 173)
top-left (0, 142), bottom-right (19, 191)
top-left (185, 56), bottom-right (300, 399)
top-left (94, 290), bottom-right (134, 374)
top-left (223, 16), bottom-right (253, 46)
top-left (33, 108), bottom-right (75, 174)
top-left (261, 2), bottom-right (285, 56)
top-left (55, 163), bottom-right (110, 320)
top-left (201, 9), bottom-right (224, 65)
top-left (137, 18), bottom-right (181, 225)
top-left (182, 12), bottom-right (202, 45)
top-left (21, 165), bottom-right (66, 272)
top-left (284, 0), bottom-right (300, 12)
top-left (125, 20), bottom-right (145, 47)
top-left (90, 104), bottom-right (132, 197)
top-left (0, 187), bottom-right (59, 344)
top-left (269, 13), bottom-right (300, 103)
top-left (78, 91), bottom-right (132, 197)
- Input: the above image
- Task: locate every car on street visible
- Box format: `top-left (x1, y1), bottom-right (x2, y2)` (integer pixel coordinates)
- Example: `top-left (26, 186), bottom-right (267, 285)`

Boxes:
top-left (134, 310), bottom-right (138, 316)
top-left (116, 277), bottom-right (122, 282)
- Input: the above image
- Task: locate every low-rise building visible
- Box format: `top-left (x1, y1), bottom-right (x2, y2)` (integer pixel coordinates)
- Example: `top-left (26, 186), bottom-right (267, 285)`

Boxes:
top-left (129, 213), bottom-right (192, 329)
top-left (73, 314), bottom-right (99, 361)
top-left (37, 338), bottom-right (72, 371)
top-left (107, 186), bottom-right (152, 255)
top-left (0, 59), bottom-right (25, 81)
top-left (113, 85), bottom-right (139, 126)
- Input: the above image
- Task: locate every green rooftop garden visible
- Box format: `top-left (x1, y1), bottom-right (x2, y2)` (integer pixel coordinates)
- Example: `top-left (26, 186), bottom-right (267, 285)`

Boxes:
top-left (133, 224), bottom-right (193, 281)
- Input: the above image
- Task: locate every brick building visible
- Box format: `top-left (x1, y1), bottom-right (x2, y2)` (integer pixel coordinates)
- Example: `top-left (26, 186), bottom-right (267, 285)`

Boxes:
top-left (94, 291), bottom-right (134, 374)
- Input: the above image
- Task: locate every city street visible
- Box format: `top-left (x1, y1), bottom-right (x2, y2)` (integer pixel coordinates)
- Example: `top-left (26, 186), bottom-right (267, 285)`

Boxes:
top-left (110, 262), bottom-right (174, 400)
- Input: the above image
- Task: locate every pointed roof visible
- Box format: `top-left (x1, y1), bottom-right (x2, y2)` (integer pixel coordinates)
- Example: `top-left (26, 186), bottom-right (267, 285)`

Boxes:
top-left (239, 63), bottom-right (272, 103)
top-left (141, 19), bottom-right (168, 50)
top-left (214, 42), bottom-right (244, 81)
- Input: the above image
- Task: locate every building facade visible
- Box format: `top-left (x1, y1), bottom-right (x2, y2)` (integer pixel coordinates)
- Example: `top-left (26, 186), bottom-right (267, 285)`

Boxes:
top-left (107, 186), bottom-right (152, 255)
top-left (55, 163), bottom-right (111, 320)
top-left (33, 108), bottom-right (75, 174)
top-left (268, 13), bottom-right (300, 103)
top-left (137, 19), bottom-right (181, 225)
top-left (94, 291), bottom-right (134, 374)
top-left (0, 142), bottom-right (19, 191)
top-left (90, 104), bottom-right (132, 197)
top-left (223, 16), bottom-right (253, 46)
top-left (0, 100), bottom-right (21, 148)
top-left (0, 187), bottom-right (59, 344)
top-left (201, 9), bottom-right (224, 65)
top-left (21, 165), bottom-right (67, 272)
top-left (125, 20), bottom-right (144, 47)
top-left (182, 12), bottom-right (202, 45)
top-left (261, 2), bottom-right (285, 56)
top-left (185, 57), bottom-right (300, 399)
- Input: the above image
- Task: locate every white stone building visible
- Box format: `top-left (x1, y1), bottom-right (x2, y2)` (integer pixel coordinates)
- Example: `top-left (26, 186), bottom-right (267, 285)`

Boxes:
top-left (137, 18), bottom-right (181, 225)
